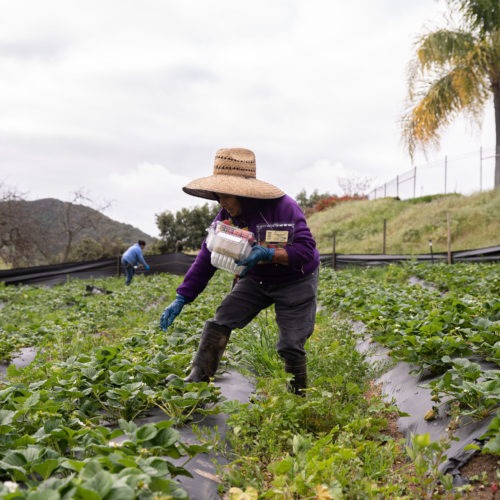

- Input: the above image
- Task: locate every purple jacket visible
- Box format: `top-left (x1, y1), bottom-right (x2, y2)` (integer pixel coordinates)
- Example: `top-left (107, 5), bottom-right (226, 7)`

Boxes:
top-left (177, 195), bottom-right (320, 302)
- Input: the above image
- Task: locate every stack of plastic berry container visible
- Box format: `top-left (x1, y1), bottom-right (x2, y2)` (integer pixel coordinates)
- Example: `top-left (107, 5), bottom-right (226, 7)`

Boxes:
top-left (206, 221), bottom-right (255, 274)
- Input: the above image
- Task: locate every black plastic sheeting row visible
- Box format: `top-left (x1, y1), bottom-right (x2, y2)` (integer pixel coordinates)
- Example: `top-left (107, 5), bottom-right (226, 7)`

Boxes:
top-left (356, 273), bottom-right (498, 485)
top-left (0, 253), bottom-right (196, 286)
top-left (357, 325), bottom-right (496, 483)
top-left (1, 245), bottom-right (499, 286)
top-left (1, 250), bottom-right (498, 494)
top-left (322, 244), bottom-right (500, 269)
top-left (0, 345), bottom-right (254, 499)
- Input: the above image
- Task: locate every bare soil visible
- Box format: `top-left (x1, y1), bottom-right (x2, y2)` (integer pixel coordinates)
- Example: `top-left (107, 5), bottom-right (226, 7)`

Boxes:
top-left (368, 381), bottom-right (499, 499)
top-left (459, 453), bottom-right (499, 499)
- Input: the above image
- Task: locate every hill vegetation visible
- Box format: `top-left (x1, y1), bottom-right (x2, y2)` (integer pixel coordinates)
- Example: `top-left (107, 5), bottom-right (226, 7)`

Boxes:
top-left (308, 189), bottom-right (500, 255)
top-left (0, 198), bottom-right (155, 268)
top-left (1, 190), bottom-right (498, 270)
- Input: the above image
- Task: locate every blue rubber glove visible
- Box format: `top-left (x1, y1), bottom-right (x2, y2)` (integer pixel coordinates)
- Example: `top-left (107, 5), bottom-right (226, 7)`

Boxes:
top-left (145, 264), bottom-right (150, 271)
top-left (236, 245), bottom-right (275, 277)
top-left (160, 294), bottom-right (187, 331)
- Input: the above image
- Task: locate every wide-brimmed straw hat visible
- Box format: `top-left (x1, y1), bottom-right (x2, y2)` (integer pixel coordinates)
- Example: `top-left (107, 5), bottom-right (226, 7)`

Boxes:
top-left (182, 148), bottom-right (285, 201)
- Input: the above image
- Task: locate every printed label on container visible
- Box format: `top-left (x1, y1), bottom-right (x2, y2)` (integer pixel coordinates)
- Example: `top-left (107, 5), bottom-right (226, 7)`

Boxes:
top-left (256, 223), bottom-right (295, 248)
top-left (265, 230), bottom-right (289, 243)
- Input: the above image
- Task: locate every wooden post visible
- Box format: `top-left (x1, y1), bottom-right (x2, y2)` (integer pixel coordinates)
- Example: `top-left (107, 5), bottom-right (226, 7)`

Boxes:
top-left (117, 255), bottom-right (121, 277)
top-left (447, 212), bottom-right (452, 264)
top-left (332, 232), bottom-right (337, 270)
top-left (383, 219), bottom-right (387, 254)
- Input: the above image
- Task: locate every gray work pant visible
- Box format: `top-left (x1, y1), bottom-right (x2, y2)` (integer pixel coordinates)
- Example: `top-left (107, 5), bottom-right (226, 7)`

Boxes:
top-left (212, 268), bottom-right (319, 363)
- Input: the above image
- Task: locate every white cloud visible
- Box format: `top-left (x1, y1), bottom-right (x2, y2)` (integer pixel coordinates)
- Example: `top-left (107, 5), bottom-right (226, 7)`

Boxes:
top-left (0, 0), bottom-right (496, 237)
top-left (104, 163), bottom-right (195, 237)
top-left (291, 159), bottom-right (349, 196)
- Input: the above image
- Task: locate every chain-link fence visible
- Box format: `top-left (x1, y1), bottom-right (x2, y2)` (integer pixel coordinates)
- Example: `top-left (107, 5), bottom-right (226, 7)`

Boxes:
top-left (368, 147), bottom-right (497, 199)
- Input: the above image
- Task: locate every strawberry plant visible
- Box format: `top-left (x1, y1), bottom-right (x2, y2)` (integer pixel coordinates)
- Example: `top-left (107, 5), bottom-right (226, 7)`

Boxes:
top-left (318, 263), bottom-right (499, 452)
top-left (427, 357), bottom-right (500, 419)
top-left (0, 274), bottom-right (226, 497)
top-left (0, 263), bottom-right (498, 497)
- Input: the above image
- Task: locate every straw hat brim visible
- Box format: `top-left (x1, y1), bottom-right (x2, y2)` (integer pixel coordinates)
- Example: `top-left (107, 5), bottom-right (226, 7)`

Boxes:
top-left (183, 175), bottom-right (285, 201)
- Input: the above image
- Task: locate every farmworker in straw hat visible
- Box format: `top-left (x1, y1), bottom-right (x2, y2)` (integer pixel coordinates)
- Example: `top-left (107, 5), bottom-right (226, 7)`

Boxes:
top-left (159, 148), bottom-right (320, 395)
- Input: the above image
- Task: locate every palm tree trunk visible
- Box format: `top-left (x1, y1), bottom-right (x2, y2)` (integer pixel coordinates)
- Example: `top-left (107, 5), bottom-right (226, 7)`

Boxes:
top-left (494, 81), bottom-right (500, 189)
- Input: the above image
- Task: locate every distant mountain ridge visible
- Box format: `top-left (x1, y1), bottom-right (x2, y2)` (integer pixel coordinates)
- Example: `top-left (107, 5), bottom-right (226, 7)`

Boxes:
top-left (0, 198), bottom-right (155, 268)
top-left (37, 197), bottom-right (154, 240)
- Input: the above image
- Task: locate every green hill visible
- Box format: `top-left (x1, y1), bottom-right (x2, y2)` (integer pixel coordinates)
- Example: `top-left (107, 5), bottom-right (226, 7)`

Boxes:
top-left (2, 191), bottom-right (499, 269)
top-left (0, 198), bottom-right (155, 268)
top-left (308, 190), bottom-right (500, 255)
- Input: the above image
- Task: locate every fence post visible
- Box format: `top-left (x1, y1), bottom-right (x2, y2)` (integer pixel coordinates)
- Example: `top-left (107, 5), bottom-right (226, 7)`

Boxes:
top-left (447, 212), bottom-right (452, 264)
top-left (117, 255), bottom-right (121, 277)
top-left (332, 232), bottom-right (337, 270)
top-left (366, 147), bottom-right (490, 201)
top-left (383, 219), bottom-right (387, 254)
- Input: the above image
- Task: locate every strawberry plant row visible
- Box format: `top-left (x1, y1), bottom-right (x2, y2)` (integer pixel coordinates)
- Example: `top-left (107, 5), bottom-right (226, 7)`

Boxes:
top-left (0, 274), bottom-right (229, 498)
top-left (318, 263), bottom-right (499, 452)
top-left (0, 265), bottom-right (497, 497)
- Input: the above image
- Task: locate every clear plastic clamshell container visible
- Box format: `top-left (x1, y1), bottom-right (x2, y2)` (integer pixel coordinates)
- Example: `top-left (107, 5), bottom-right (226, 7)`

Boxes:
top-left (206, 221), bottom-right (255, 274)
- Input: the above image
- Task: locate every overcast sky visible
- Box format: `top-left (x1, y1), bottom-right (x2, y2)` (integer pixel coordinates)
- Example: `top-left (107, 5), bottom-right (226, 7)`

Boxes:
top-left (0, 0), bottom-right (495, 237)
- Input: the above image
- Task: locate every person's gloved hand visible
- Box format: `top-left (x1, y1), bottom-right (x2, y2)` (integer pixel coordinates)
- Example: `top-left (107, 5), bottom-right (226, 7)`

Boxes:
top-left (236, 245), bottom-right (275, 276)
top-left (160, 294), bottom-right (187, 331)
top-left (145, 264), bottom-right (150, 271)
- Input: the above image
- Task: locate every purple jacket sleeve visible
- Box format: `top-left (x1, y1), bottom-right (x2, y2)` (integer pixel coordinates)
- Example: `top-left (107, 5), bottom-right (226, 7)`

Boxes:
top-left (175, 211), bottom-right (224, 301)
top-left (176, 241), bottom-right (217, 302)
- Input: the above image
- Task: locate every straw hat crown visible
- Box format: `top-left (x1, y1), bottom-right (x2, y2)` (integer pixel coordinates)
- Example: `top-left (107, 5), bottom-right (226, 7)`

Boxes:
top-left (214, 148), bottom-right (257, 178)
top-left (182, 147), bottom-right (285, 200)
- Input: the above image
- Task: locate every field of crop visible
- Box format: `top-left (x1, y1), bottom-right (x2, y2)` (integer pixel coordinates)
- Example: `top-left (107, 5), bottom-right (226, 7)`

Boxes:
top-left (0, 262), bottom-right (498, 498)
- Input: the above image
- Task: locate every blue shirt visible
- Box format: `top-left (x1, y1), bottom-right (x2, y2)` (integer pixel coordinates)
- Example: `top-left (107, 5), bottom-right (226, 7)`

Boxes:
top-left (122, 243), bottom-right (147, 267)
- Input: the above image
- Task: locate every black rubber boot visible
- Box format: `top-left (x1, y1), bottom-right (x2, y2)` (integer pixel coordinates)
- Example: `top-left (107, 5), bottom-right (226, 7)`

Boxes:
top-left (284, 358), bottom-right (307, 396)
top-left (183, 321), bottom-right (231, 383)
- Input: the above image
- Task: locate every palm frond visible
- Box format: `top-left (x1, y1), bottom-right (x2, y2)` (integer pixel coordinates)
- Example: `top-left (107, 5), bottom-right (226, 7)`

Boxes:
top-left (407, 29), bottom-right (478, 104)
top-left (415, 29), bottom-right (476, 70)
top-left (403, 64), bottom-right (489, 157)
top-left (403, 0), bottom-right (500, 186)
top-left (448, 0), bottom-right (500, 34)
top-left (402, 2), bottom-right (498, 160)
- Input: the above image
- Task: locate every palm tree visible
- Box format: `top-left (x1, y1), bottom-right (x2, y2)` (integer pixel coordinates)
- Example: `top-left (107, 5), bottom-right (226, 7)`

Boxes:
top-left (402, 0), bottom-right (500, 189)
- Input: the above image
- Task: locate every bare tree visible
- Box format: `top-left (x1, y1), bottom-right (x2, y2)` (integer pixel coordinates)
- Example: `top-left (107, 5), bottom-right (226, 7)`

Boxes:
top-left (337, 175), bottom-right (372, 197)
top-left (0, 184), bottom-right (43, 267)
top-left (0, 185), bottom-right (113, 267)
top-left (61, 190), bottom-right (92, 262)
top-left (59, 189), bottom-right (112, 263)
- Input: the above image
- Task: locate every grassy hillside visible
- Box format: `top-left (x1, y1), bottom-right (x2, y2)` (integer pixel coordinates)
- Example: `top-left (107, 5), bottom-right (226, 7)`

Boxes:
top-left (308, 189), bottom-right (500, 254)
